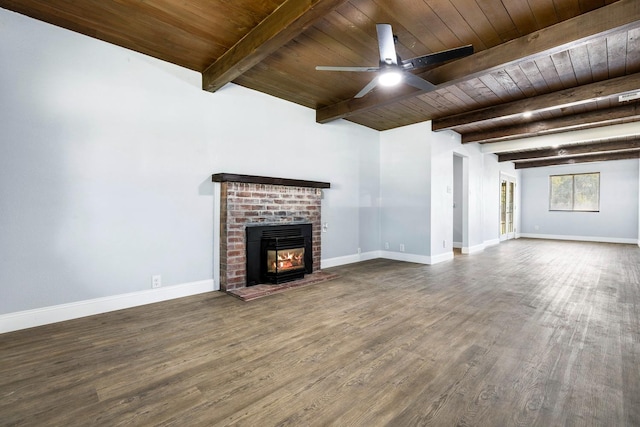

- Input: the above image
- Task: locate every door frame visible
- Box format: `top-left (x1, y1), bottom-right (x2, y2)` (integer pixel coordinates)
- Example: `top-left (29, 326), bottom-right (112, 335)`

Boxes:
top-left (500, 173), bottom-right (517, 241)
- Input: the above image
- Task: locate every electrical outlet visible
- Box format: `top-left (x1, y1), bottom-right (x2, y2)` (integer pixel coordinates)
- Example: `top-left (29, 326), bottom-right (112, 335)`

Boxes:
top-left (357, 247), bottom-right (361, 254)
top-left (152, 274), bottom-right (162, 289)
top-left (384, 242), bottom-right (390, 250)
top-left (443, 240), bottom-right (446, 248)
top-left (399, 244), bottom-right (405, 252)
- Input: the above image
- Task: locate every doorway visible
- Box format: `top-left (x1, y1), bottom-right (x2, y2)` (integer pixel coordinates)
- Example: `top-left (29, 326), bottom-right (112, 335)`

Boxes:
top-left (500, 174), bottom-right (516, 241)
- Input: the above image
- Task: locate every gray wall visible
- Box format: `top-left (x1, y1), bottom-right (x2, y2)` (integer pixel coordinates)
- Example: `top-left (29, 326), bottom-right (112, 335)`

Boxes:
top-left (520, 160), bottom-right (639, 241)
top-left (0, 9), bottom-right (379, 315)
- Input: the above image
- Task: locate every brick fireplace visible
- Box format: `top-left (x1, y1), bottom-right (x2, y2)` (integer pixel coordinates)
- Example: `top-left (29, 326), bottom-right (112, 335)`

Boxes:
top-left (212, 173), bottom-right (330, 295)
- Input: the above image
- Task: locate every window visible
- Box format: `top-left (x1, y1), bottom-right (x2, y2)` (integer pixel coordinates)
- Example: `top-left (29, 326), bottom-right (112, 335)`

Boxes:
top-left (549, 172), bottom-right (599, 212)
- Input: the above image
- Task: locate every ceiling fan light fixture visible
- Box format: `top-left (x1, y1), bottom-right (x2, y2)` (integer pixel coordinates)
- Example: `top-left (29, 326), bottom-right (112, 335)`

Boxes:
top-left (315, 24), bottom-right (472, 98)
top-left (379, 70), bottom-right (403, 87)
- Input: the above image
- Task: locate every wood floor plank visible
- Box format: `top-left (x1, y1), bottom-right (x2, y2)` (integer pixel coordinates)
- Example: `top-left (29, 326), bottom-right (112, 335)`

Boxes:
top-left (1, 239), bottom-right (639, 425)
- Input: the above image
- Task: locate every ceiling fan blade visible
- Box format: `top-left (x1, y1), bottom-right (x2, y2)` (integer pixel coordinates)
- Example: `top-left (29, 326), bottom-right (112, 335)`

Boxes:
top-left (403, 73), bottom-right (436, 92)
top-left (376, 23), bottom-right (398, 66)
top-left (402, 44), bottom-right (474, 70)
top-left (354, 77), bottom-right (380, 98)
top-left (315, 65), bottom-right (380, 72)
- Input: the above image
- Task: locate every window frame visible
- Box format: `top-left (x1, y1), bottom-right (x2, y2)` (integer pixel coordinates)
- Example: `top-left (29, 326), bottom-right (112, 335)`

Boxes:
top-left (549, 172), bottom-right (600, 212)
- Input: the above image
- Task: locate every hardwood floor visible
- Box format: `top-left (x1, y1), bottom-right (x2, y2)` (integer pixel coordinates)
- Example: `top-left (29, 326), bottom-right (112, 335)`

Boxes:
top-left (1, 239), bottom-right (639, 426)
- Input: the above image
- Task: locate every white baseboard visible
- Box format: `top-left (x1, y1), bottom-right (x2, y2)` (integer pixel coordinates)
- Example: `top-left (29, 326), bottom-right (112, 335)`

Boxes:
top-left (429, 251), bottom-right (455, 264)
top-left (321, 251), bottom-right (381, 269)
top-left (381, 250), bottom-right (453, 265)
top-left (0, 279), bottom-right (214, 334)
top-left (519, 233), bottom-right (638, 245)
top-left (381, 250), bottom-right (428, 264)
top-left (462, 243), bottom-right (486, 254)
top-left (323, 249), bottom-right (452, 268)
top-left (455, 239), bottom-right (499, 255)
top-left (484, 238), bottom-right (500, 247)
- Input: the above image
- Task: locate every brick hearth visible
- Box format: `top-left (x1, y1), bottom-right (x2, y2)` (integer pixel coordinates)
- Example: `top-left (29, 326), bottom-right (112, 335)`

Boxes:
top-left (225, 271), bottom-right (339, 301)
top-left (212, 174), bottom-right (330, 293)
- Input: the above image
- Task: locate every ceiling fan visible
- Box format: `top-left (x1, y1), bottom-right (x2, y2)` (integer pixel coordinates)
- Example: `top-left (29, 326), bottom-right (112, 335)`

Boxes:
top-left (316, 24), bottom-right (473, 98)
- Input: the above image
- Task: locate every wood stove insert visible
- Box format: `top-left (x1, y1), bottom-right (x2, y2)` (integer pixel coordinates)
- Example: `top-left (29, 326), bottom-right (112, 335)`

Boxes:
top-left (246, 223), bottom-right (313, 286)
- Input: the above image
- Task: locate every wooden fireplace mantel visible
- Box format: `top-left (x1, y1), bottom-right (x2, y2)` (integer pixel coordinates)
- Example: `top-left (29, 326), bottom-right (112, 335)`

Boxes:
top-left (212, 173), bottom-right (330, 189)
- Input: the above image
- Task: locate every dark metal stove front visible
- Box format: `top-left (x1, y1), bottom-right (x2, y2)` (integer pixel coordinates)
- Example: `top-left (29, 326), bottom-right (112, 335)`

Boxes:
top-left (246, 223), bottom-right (312, 286)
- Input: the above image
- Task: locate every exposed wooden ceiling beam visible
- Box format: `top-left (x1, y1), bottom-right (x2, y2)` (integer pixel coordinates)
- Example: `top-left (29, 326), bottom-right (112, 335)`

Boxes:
top-left (514, 150), bottom-right (640, 169)
top-left (463, 103), bottom-right (640, 144)
top-left (481, 122), bottom-right (640, 154)
top-left (316, 0), bottom-right (640, 124)
top-left (499, 139), bottom-right (640, 162)
top-left (202, 0), bottom-right (348, 92)
top-left (433, 73), bottom-right (640, 131)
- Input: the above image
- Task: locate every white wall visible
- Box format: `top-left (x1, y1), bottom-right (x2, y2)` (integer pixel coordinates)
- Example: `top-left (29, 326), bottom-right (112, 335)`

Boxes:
top-left (379, 123), bottom-right (511, 262)
top-left (520, 159), bottom-right (639, 243)
top-left (0, 8), bottom-right (379, 322)
top-left (431, 131), bottom-right (496, 257)
top-left (379, 123), bottom-right (432, 260)
top-left (428, 130), bottom-right (457, 260)
top-left (453, 140), bottom-right (487, 252)
top-left (483, 155), bottom-right (501, 243)
top-left (201, 84), bottom-right (381, 261)
top-left (453, 156), bottom-right (463, 246)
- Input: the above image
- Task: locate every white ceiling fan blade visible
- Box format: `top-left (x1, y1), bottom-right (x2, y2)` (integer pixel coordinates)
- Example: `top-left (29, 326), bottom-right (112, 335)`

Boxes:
top-left (376, 24), bottom-right (397, 66)
top-left (315, 65), bottom-right (380, 72)
top-left (403, 73), bottom-right (436, 92)
top-left (354, 77), bottom-right (380, 98)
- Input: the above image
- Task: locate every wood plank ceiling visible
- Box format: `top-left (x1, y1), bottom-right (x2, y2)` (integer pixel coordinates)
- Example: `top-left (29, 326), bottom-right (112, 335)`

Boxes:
top-left (2, 0), bottom-right (640, 168)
